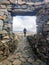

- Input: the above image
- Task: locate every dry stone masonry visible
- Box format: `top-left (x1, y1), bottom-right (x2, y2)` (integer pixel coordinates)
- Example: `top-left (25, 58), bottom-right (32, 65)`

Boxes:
top-left (0, 0), bottom-right (49, 65)
top-left (0, 0), bottom-right (48, 35)
top-left (0, 0), bottom-right (18, 61)
top-left (0, 0), bottom-right (49, 33)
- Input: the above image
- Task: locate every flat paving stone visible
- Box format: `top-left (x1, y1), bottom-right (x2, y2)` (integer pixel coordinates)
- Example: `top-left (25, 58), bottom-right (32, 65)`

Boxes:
top-left (19, 57), bottom-right (26, 62)
top-left (13, 59), bottom-right (22, 65)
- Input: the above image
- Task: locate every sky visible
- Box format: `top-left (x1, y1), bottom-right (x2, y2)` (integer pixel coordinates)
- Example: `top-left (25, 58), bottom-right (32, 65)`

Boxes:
top-left (13, 16), bottom-right (37, 33)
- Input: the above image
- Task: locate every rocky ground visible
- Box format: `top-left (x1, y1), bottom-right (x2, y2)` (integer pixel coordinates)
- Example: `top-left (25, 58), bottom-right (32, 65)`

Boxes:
top-left (0, 36), bottom-right (46, 65)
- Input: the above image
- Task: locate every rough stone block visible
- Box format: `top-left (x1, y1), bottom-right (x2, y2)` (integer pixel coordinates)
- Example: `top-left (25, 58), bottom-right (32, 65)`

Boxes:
top-left (0, 0), bottom-right (10, 4)
top-left (9, 0), bottom-right (16, 3)
top-left (0, 5), bottom-right (6, 9)
top-left (0, 11), bottom-right (4, 16)
top-left (0, 16), bottom-right (6, 20)
top-left (0, 9), bottom-right (8, 15)
top-left (7, 5), bottom-right (12, 9)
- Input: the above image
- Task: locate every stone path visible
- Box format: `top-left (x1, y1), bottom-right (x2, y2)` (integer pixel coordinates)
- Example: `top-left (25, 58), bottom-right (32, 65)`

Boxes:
top-left (0, 37), bottom-right (46, 65)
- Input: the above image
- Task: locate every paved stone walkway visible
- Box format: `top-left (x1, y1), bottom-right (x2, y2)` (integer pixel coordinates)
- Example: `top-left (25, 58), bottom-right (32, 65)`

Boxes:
top-left (0, 37), bottom-right (46, 65)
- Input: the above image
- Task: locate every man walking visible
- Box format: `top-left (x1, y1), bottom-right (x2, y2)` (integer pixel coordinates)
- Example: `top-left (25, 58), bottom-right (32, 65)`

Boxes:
top-left (23, 28), bottom-right (27, 37)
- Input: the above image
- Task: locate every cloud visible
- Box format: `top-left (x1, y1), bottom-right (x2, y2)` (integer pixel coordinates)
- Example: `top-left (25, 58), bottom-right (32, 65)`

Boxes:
top-left (13, 16), bottom-right (37, 32)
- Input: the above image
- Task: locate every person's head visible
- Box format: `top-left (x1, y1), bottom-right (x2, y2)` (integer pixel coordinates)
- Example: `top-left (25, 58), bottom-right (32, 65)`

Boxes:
top-left (23, 28), bottom-right (27, 31)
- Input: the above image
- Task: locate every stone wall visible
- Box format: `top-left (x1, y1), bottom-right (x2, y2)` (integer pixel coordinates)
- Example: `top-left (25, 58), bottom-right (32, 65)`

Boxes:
top-left (0, 3), bottom-right (13, 33)
top-left (36, 8), bottom-right (49, 33)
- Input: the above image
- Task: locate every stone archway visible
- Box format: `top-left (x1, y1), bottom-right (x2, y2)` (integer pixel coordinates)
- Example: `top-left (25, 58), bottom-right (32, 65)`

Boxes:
top-left (0, 0), bottom-right (49, 34)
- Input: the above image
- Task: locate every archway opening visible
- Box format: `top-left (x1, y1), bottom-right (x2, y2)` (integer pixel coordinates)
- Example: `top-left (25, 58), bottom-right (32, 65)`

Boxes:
top-left (13, 16), bottom-right (37, 35)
